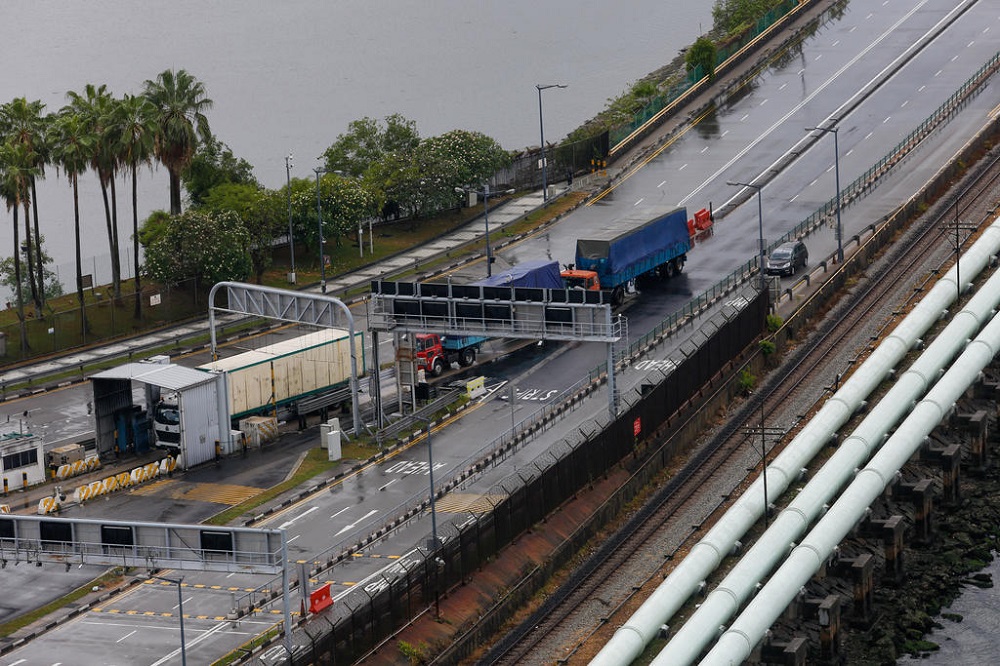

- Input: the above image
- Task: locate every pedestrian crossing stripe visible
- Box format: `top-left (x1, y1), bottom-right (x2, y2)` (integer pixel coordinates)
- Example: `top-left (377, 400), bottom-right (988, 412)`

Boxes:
top-left (128, 480), bottom-right (262, 505)
top-left (432, 493), bottom-right (506, 514)
top-left (176, 483), bottom-right (262, 505)
top-left (129, 479), bottom-right (177, 496)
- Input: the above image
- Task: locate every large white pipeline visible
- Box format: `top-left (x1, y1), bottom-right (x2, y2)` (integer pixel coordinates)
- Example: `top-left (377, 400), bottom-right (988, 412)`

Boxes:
top-left (701, 305), bottom-right (1000, 665)
top-left (589, 219), bottom-right (1000, 666)
top-left (656, 248), bottom-right (1000, 665)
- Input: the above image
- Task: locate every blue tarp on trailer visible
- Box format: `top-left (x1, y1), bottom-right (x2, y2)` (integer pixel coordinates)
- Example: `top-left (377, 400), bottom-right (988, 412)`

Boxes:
top-left (472, 259), bottom-right (565, 289)
top-left (575, 206), bottom-right (690, 288)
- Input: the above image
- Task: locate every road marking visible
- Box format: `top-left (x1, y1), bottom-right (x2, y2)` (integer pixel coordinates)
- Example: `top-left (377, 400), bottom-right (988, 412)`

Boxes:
top-left (633, 197), bottom-right (645, 206)
top-left (679, 0), bottom-right (938, 208)
top-left (279, 505), bottom-right (318, 529)
top-left (117, 629), bottom-right (138, 643)
top-left (288, 534), bottom-right (301, 543)
top-left (330, 506), bottom-right (349, 519)
top-left (335, 509), bottom-right (379, 536)
top-left (150, 620), bottom-right (234, 666)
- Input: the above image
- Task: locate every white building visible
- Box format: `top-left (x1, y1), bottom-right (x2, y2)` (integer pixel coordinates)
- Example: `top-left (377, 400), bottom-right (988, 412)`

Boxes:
top-left (1, 425), bottom-right (46, 493)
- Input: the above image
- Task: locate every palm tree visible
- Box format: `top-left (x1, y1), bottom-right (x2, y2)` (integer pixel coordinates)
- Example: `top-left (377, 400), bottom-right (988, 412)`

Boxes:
top-left (0, 98), bottom-right (50, 313)
top-left (142, 69), bottom-right (213, 216)
top-left (66, 84), bottom-right (124, 300)
top-left (108, 93), bottom-right (157, 318)
top-left (0, 140), bottom-right (40, 351)
top-left (49, 111), bottom-right (94, 337)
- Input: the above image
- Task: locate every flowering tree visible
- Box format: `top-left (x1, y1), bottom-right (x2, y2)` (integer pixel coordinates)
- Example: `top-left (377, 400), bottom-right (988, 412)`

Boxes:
top-left (410, 129), bottom-right (510, 217)
top-left (201, 183), bottom-right (282, 283)
top-left (314, 172), bottom-right (382, 247)
top-left (143, 209), bottom-right (251, 289)
top-left (322, 113), bottom-right (420, 178)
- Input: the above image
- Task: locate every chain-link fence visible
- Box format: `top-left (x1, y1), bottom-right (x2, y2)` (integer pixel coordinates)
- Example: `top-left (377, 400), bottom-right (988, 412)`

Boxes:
top-left (0, 276), bottom-right (216, 367)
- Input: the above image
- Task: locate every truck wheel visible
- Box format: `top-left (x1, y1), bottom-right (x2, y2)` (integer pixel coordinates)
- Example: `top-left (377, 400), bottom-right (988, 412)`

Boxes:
top-left (611, 286), bottom-right (624, 307)
top-left (459, 347), bottom-right (476, 367)
top-left (432, 358), bottom-right (445, 377)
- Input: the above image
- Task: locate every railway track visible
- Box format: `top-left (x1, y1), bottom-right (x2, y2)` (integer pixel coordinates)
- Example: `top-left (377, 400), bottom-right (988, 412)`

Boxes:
top-left (478, 149), bottom-right (1000, 666)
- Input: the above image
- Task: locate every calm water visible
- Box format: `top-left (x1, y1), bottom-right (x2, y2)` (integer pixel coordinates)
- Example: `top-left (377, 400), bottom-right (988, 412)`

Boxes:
top-left (1, 0), bottom-right (709, 292)
top-left (896, 556), bottom-right (1000, 665)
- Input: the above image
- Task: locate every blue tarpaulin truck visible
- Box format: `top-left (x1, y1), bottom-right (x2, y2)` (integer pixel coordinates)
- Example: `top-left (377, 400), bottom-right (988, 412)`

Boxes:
top-left (415, 260), bottom-right (564, 375)
top-left (561, 206), bottom-right (694, 306)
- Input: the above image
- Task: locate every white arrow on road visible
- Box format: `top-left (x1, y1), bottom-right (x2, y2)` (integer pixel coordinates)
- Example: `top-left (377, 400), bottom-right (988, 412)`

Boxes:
top-left (279, 505), bottom-right (318, 529)
top-left (335, 510), bottom-right (379, 536)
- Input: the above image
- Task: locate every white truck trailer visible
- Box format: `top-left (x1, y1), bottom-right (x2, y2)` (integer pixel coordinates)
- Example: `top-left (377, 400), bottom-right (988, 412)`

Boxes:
top-left (152, 329), bottom-right (363, 448)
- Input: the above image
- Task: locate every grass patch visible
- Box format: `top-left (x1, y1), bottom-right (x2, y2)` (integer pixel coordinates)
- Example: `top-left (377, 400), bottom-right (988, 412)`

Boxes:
top-left (205, 443), bottom-right (375, 526)
top-left (211, 625), bottom-right (283, 666)
top-left (0, 570), bottom-right (124, 638)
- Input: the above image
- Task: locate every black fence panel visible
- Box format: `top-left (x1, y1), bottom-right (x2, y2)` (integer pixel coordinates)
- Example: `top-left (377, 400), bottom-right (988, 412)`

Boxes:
top-left (295, 290), bottom-right (768, 665)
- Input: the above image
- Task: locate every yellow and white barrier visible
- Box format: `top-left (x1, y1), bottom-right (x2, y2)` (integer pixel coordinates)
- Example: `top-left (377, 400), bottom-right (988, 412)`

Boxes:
top-left (0, 504), bottom-right (10, 514)
top-left (54, 455), bottom-right (102, 481)
top-left (37, 497), bottom-right (60, 515)
top-left (72, 455), bottom-right (177, 504)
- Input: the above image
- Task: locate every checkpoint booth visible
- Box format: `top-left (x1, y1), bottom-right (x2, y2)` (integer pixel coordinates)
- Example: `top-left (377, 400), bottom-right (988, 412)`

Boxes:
top-left (0, 425), bottom-right (45, 494)
top-left (91, 361), bottom-right (224, 470)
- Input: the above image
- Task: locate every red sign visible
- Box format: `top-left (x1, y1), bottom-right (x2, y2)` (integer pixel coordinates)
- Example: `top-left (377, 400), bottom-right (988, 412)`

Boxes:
top-left (633, 417), bottom-right (641, 437)
top-left (309, 583), bottom-right (334, 614)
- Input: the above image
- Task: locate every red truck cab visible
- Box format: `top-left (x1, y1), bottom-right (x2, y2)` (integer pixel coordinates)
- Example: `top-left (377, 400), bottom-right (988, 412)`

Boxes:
top-left (414, 333), bottom-right (446, 376)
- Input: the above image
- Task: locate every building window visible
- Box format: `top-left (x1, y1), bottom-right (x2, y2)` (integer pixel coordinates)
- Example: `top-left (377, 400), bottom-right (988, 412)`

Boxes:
top-left (2, 448), bottom-right (38, 471)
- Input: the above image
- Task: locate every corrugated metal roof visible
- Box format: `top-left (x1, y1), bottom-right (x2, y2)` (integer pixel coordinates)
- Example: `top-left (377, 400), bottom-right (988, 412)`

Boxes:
top-left (92, 363), bottom-right (217, 390)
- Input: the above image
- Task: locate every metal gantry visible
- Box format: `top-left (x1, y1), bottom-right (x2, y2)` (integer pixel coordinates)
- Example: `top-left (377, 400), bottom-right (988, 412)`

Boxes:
top-left (368, 280), bottom-right (625, 418)
top-left (207, 282), bottom-right (363, 435)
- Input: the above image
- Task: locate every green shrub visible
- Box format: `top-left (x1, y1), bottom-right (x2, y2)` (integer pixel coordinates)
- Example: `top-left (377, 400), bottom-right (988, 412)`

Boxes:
top-left (398, 640), bottom-right (427, 664)
top-left (765, 313), bottom-right (783, 332)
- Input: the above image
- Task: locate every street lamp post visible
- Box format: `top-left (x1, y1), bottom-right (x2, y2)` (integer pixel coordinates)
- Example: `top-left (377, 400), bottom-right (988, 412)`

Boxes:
top-left (536, 83), bottom-right (567, 201)
top-left (286, 154), bottom-right (296, 283)
top-left (806, 124), bottom-right (843, 263)
top-left (455, 184), bottom-right (515, 278)
top-left (314, 167), bottom-right (345, 292)
top-left (412, 415), bottom-right (442, 617)
top-left (727, 180), bottom-right (766, 291)
top-left (314, 167), bottom-right (327, 293)
top-left (154, 575), bottom-right (187, 666)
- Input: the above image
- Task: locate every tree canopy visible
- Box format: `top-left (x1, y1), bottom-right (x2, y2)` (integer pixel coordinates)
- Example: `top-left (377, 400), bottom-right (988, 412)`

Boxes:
top-left (184, 135), bottom-right (258, 206)
top-left (143, 209), bottom-right (250, 287)
top-left (686, 37), bottom-right (718, 79)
